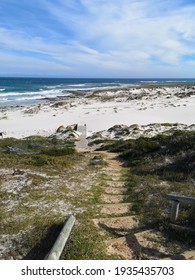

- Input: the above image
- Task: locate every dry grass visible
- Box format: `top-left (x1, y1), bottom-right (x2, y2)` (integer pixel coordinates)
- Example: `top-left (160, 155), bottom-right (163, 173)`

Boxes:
top-left (0, 137), bottom-right (110, 259)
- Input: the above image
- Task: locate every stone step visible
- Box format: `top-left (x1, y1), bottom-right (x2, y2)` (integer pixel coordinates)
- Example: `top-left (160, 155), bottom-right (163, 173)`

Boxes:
top-left (103, 178), bottom-right (126, 182)
top-left (106, 170), bottom-right (121, 174)
top-left (105, 229), bottom-right (184, 260)
top-left (105, 236), bottom-right (135, 259)
top-left (99, 203), bottom-right (132, 215)
top-left (107, 162), bottom-right (123, 168)
top-left (101, 194), bottom-right (127, 204)
top-left (105, 181), bottom-right (125, 188)
top-left (102, 167), bottom-right (123, 172)
top-left (104, 187), bottom-right (125, 195)
top-left (93, 216), bottom-right (140, 236)
top-left (162, 250), bottom-right (195, 260)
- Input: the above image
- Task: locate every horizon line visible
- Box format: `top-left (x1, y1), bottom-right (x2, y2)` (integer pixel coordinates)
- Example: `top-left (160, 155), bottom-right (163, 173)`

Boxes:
top-left (0, 76), bottom-right (195, 79)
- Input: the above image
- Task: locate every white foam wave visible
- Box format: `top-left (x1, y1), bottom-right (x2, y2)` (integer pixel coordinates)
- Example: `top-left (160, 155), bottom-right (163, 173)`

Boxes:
top-left (16, 96), bottom-right (44, 101)
top-left (65, 86), bottom-right (119, 91)
top-left (140, 81), bottom-right (158, 83)
top-left (68, 84), bottom-right (86, 87)
top-left (65, 84), bottom-right (136, 91)
top-left (0, 88), bottom-right (65, 97)
top-left (0, 88), bottom-right (73, 103)
top-left (119, 83), bottom-right (139, 87)
top-left (0, 91), bottom-right (42, 97)
top-left (42, 82), bottom-right (138, 92)
top-left (0, 98), bottom-right (9, 101)
top-left (38, 89), bottom-right (63, 95)
top-left (44, 84), bottom-right (64, 89)
top-left (0, 88), bottom-right (5, 91)
top-left (165, 80), bottom-right (187, 83)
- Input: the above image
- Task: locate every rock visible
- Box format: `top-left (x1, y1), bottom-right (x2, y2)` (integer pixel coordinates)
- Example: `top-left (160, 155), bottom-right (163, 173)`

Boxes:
top-left (107, 125), bottom-right (130, 138)
top-left (51, 101), bottom-right (67, 108)
top-left (129, 124), bottom-right (140, 130)
top-left (52, 124), bottom-right (80, 141)
top-left (108, 124), bottom-right (128, 132)
top-left (66, 124), bottom-right (77, 131)
top-left (189, 124), bottom-right (195, 130)
top-left (13, 169), bottom-right (25, 176)
top-left (88, 131), bottom-right (103, 140)
top-left (56, 125), bottom-right (66, 133)
top-left (85, 122), bottom-right (195, 147)
top-left (68, 132), bottom-right (77, 139)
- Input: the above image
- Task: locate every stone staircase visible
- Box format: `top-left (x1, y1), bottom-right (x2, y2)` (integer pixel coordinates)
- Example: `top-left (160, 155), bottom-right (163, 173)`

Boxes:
top-left (92, 152), bottom-right (195, 260)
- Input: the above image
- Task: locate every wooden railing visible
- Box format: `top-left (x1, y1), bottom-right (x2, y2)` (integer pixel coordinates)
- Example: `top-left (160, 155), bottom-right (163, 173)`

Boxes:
top-left (166, 194), bottom-right (195, 223)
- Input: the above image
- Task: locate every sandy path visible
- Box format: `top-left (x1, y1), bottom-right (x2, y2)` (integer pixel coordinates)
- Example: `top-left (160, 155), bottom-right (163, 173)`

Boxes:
top-left (92, 151), bottom-right (195, 260)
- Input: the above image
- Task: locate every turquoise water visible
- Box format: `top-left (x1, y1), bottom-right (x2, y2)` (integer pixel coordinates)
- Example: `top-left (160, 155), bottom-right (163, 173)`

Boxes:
top-left (0, 78), bottom-right (195, 105)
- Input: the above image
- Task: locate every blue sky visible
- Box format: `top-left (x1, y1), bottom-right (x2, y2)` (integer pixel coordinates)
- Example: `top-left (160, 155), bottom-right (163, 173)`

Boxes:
top-left (0, 0), bottom-right (195, 77)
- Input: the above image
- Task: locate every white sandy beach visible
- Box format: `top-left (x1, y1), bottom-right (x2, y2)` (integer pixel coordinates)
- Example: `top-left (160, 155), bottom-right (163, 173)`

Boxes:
top-left (0, 86), bottom-right (195, 138)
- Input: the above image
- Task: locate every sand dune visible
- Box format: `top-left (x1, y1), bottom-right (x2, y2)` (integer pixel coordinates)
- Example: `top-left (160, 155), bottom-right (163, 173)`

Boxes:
top-left (0, 85), bottom-right (195, 138)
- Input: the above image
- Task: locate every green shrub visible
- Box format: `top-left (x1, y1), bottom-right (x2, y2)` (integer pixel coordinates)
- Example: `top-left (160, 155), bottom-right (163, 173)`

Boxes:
top-left (32, 155), bottom-right (51, 166)
top-left (41, 147), bottom-right (75, 157)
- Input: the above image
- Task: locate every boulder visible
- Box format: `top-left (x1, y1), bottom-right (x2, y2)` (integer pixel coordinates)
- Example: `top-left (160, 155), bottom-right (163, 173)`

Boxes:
top-left (108, 124), bottom-right (128, 132)
top-left (66, 124), bottom-right (77, 131)
top-left (56, 125), bottom-right (66, 133)
top-left (129, 124), bottom-right (140, 131)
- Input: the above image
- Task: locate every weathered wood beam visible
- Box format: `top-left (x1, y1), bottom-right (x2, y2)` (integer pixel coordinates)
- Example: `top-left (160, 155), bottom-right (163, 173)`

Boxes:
top-left (45, 215), bottom-right (76, 260)
top-left (166, 194), bottom-right (195, 204)
top-left (170, 223), bottom-right (195, 234)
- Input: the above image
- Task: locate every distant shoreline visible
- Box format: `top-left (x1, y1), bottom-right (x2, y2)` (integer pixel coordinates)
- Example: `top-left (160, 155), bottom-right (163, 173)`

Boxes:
top-left (0, 84), bottom-right (194, 139)
top-left (1, 77), bottom-right (195, 106)
top-left (0, 83), bottom-right (195, 108)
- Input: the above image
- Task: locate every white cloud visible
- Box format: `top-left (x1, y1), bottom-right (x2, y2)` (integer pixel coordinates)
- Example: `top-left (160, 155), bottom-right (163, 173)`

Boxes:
top-left (1, 0), bottom-right (195, 76)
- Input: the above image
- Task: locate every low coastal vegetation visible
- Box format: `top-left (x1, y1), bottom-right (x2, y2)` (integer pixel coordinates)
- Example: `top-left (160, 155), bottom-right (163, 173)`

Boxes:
top-left (97, 130), bottom-right (195, 245)
top-left (0, 136), bottom-right (106, 259)
top-left (86, 85), bottom-right (195, 103)
top-left (0, 133), bottom-right (116, 259)
top-left (0, 136), bottom-right (76, 259)
top-left (0, 127), bottom-right (195, 259)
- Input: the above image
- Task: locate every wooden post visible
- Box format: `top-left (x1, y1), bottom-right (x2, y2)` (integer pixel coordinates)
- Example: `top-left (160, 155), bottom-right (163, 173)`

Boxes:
top-left (170, 200), bottom-right (180, 223)
top-left (45, 215), bottom-right (76, 260)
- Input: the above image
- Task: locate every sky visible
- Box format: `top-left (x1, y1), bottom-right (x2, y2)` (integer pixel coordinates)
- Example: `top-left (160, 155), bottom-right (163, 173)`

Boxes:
top-left (0, 0), bottom-right (195, 78)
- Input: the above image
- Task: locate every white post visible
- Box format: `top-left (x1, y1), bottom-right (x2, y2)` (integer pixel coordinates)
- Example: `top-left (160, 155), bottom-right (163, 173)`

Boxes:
top-left (170, 200), bottom-right (180, 223)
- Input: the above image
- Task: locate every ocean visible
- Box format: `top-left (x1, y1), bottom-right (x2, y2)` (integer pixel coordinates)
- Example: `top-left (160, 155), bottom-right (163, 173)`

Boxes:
top-left (0, 77), bottom-right (195, 106)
